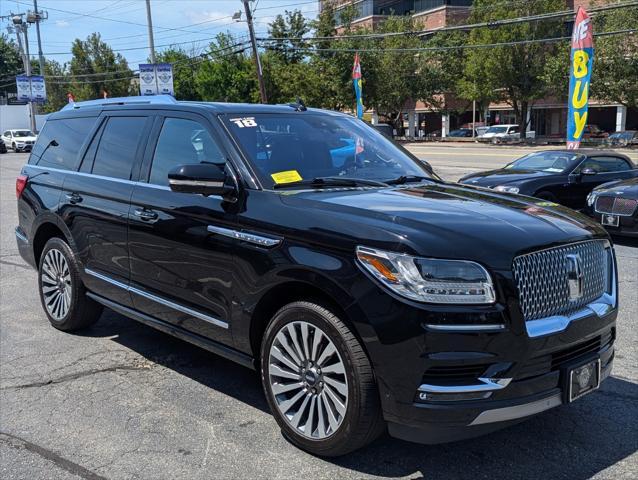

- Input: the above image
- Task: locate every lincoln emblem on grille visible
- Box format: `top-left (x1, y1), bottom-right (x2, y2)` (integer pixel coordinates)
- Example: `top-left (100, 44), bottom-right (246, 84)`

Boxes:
top-left (566, 253), bottom-right (584, 301)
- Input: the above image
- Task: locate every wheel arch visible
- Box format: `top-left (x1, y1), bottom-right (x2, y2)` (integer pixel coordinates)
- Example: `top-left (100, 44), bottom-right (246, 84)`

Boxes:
top-left (31, 217), bottom-right (77, 267)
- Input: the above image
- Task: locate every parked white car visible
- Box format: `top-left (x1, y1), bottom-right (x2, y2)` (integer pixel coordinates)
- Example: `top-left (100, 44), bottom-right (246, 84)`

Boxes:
top-left (479, 124), bottom-right (520, 142)
top-left (1, 129), bottom-right (38, 152)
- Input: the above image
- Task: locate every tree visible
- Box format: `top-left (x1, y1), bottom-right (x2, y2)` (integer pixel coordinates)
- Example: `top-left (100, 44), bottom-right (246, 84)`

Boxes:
top-left (42, 60), bottom-right (70, 113)
top-left (196, 33), bottom-right (258, 102)
top-left (267, 9), bottom-right (311, 63)
top-left (459, 0), bottom-right (566, 137)
top-left (0, 34), bottom-right (23, 97)
top-left (154, 47), bottom-right (200, 100)
top-left (591, 5), bottom-right (638, 109)
top-left (68, 33), bottom-right (133, 101)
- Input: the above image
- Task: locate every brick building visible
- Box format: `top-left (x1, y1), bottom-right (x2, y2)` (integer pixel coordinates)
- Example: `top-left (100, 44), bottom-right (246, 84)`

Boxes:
top-left (321, 0), bottom-right (636, 138)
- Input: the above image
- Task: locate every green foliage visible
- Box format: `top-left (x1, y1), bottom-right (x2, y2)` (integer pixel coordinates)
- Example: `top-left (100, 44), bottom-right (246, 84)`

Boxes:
top-left (69, 33), bottom-right (133, 100)
top-left (267, 10), bottom-right (311, 63)
top-left (0, 34), bottom-right (23, 96)
top-left (195, 33), bottom-right (258, 103)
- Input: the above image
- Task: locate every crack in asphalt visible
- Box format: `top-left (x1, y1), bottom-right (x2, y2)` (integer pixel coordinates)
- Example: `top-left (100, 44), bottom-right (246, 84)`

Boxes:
top-left (0, 365), bottom-right (148, 391)
top-left (0, 431), bottom-right (108, 480)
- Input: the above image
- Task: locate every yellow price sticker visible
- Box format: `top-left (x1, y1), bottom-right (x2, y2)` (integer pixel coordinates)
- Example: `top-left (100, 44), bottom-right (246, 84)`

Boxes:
top-left (271, 170), bottom-right (302, 184)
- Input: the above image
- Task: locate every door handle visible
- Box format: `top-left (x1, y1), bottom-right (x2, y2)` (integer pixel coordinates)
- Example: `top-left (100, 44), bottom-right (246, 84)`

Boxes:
top-left (134, 208), bottom-right (158, 221)
top-left (65, 192), bottom-right (82, 204)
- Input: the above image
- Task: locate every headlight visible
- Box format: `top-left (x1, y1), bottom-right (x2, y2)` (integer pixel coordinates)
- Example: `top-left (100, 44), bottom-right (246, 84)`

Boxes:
top-left (493, 185), bottom-right (520, 194)
top-left (356, 246), bottom-right (495, 304)
top-left (586, 191), bottom-right (597, 207)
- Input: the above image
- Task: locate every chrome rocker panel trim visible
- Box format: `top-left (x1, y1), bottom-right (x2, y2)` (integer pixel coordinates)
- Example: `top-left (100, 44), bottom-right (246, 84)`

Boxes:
top-left (84, 268), bottom-right (228, 329)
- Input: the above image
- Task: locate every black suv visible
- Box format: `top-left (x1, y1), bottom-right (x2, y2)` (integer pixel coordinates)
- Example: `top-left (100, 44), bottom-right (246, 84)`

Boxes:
top-left (16, 96), bottom-right (617, 456)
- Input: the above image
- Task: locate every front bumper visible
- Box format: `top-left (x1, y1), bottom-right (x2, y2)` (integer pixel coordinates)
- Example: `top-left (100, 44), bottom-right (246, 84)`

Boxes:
top-left (587, 210), bottom-right (638, 238)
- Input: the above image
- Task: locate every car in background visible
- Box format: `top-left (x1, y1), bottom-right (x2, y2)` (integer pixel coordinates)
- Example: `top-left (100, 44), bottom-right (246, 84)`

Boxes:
top-left (1, 129), bottom-right (38, 152)
top-left (605, 130), bottom-right (638, 147)
top-left (459, 149), bottom-right (638, 209)
top-left (585, 177), bottom-right (638, 237)
top-left (448, 128), bottom-right (475, 138)
top-left (0, 138), bottom-right (7, 154)
top-left (475, 126), bottom-right (489, 137)
top-left (372, 123), bottom-right (394, 138)
top-left (582, 124), bottom-right (609, 139)
top-left (478, 124), bottom-right (520, 143)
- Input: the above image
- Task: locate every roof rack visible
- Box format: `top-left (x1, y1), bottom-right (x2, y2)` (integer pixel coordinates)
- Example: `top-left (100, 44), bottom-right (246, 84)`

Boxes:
top-left (62, 95), bottom-right (178, 110)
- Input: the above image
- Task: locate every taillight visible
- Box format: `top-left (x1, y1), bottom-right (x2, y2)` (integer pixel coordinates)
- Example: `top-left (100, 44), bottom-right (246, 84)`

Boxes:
top-left (16, 174), bottom-right (28, 199)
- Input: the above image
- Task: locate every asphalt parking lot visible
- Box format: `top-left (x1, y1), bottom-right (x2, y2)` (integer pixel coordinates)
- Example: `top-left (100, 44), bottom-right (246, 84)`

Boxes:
top-left (1, 148), bottom-right (637, 480)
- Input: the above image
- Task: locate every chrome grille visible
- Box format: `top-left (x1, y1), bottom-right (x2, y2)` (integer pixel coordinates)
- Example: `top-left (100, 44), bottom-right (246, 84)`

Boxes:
top-left (595, 195), bottom-right (637, 216)
top-left (512, 240), bottom-right (607, 322)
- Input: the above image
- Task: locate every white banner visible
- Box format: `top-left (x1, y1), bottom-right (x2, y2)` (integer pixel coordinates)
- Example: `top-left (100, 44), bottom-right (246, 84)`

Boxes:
top-left (139, 64), bottom-right (157, 96)
top-left (155, 63), bottom-right (174, 96)
top-left (30, 76), bottom-right (47, 103)
top-left (16, 75), bottom-right (31, 102)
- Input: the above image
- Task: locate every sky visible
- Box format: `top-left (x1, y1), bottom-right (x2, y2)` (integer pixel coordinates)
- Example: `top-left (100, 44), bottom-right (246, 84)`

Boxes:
top-left (1, 0), bottom-right (320, 68)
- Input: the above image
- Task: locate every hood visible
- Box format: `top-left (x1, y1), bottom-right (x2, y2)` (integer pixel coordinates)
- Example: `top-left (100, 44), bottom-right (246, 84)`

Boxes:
top-left (279, 182), bottom-right (606, 270)
top-left (460, 168), bottom-right (556, 187)
top-left (13, 136), bottom-right (37, 142)
top-left (593, 177), bottom-right (638, 197)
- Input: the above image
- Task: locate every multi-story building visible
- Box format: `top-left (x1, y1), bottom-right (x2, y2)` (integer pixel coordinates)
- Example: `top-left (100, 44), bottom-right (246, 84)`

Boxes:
top-left (321, 0), bottom-right (636, 138)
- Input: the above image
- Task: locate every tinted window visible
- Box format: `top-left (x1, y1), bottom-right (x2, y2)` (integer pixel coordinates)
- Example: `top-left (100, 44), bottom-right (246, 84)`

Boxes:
top-left (92, 117), bottom-right (147, 180)
top-left (32, 118), bottom-right (97, 170)
top-left (149, 118), bottom-right (224, 186)
top-left (578, 156), bottom-right (632, 173)
top-left (506, 151), bottom-right (580, 173)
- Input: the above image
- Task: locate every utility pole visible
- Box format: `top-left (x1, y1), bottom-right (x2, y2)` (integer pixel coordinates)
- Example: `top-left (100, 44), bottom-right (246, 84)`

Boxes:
top-left (243, 0), bottom-right (267, 103)
top-left (145, 0), bottom-right (156, 64)
top-left (11, 14), bottom-right (37, 133)
top-left (31, 1), bottom-right (46, 75)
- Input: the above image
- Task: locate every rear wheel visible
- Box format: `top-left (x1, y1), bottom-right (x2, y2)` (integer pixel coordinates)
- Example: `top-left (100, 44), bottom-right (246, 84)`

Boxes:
top-left (261, 301), bottom-right (384, 456)
top-left (535, 190), bottom-right (558, 202)
top-left (38, 237), bottom-right (102, 331)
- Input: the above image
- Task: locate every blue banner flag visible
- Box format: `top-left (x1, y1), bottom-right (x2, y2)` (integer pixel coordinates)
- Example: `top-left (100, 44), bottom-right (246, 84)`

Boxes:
top-left (566, 7), bottom-right (594, 149)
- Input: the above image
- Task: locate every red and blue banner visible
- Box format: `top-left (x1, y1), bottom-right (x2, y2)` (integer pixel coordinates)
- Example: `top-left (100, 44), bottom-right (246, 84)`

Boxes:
top-left (352, 53), bottom-right (364, 119)
top-left (566, 7), bottom-right (594, 149)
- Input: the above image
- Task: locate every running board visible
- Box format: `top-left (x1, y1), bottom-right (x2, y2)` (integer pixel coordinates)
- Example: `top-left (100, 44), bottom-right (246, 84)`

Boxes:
top-left (86, 292), bottom-right (255, 370)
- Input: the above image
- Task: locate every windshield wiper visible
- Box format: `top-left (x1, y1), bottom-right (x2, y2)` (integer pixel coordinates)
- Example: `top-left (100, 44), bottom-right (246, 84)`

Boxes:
top-left (272, 176), bottom-right (388, 190)
top-left (385, 175), bottom-right (433, 185)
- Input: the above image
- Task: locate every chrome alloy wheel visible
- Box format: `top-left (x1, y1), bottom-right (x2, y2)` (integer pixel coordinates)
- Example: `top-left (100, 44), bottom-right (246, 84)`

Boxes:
top-left (41, 248), bottom-right (72, 320)
top-left (268, 321), bottom-right (348, 440)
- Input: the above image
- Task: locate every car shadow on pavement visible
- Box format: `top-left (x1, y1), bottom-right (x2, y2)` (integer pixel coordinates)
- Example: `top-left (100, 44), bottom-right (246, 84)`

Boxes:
top-left (80, 309), bottom-right (637, 479)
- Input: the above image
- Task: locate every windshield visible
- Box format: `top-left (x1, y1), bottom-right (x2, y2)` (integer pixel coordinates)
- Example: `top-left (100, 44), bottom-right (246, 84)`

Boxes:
top-left (223, 113), bottom-right (435, 188)
top-left (505, 151), bottom-right (580, 173)
top-left (486, 126), bottom-right (508, 134)
top-left (14, 130), bottom-right (35, 137)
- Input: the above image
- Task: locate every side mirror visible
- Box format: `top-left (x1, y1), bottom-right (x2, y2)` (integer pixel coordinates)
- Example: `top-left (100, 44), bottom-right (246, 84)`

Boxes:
top-left (581, 168), bottom-right (597, 176)
top-left (168, 163), bottom-right (234, 198)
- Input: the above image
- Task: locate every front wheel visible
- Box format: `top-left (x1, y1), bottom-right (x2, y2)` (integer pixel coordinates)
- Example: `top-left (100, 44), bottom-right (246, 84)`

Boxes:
top-left (261, 301), bottom-right (384, 456)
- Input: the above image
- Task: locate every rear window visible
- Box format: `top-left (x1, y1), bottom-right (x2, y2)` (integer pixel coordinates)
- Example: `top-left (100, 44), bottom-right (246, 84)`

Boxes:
top-left (31, 117), bottom-right (97, 170)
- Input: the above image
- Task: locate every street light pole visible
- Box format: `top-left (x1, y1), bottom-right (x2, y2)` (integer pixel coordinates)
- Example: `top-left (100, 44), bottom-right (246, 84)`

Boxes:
top-left (243, 0), bottom-right (267, 103)
top-left (145, 0), bottom-right (156, 64)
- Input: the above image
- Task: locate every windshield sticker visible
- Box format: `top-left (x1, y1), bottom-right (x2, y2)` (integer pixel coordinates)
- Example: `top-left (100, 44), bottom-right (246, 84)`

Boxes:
top-left (229, 117), bottom-right (257, 128)
top-left (271, 170), bottom-right (302, 184)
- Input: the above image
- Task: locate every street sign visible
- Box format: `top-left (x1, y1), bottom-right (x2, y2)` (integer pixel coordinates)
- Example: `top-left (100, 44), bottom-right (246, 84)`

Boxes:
top-left (15, 75), bottom-right (47, 103)
top-left (139, 64), bottom-right (157, 95)
top-left (16, 75), bottom-right (32, 102)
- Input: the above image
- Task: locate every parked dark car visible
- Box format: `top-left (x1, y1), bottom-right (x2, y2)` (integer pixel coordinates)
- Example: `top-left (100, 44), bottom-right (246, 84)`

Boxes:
top-left (582, 124), bottom-right (609, 139)
top-left (605, 130), bottom-right (638, 147)
top-left (0, 138), bottom-right (7, 154)
top-left (448, 128), bottom-right (474, 137)
top-left (459, 149), bottom-right (638, 209)
top-left (372, 122), bottom-right (394, 138)
top-left (16, 97), bottom-right (618, 456)
top-left (585, 177), bottom-right (638, 237)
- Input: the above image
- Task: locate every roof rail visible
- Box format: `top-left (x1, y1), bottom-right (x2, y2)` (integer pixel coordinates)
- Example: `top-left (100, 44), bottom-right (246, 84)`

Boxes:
top-left (62, 95), bottom-right (178, 110)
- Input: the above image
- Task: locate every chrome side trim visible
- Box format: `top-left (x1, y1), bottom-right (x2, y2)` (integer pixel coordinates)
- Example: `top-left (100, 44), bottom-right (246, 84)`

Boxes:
top-left (207, 225), bottom-right (281, 248)
top-left (169, 179), bottom-right (224, 188)
top-left (84, 268), bottom-right (228, 329)
top-left (525, 247), bottom-right (617, 338)
top-left (469, 392), bottom-right (562, 426)
top-left (14, 228), bottom-right (29, 244)
top-left (424, 323), bottom-right (506, 332)
top-left (418, 377), bottom-right (512, 394)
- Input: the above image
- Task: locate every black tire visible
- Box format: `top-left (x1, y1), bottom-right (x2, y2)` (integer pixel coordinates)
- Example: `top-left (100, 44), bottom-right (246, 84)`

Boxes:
top-left (535, 190), bottom-right (558, 202)
top-left (37, 237), bottom-right (102, 331)
top-left (260, 301), bottom-right (384, 456)
top-left (12, 142), bottom-right (17, 152)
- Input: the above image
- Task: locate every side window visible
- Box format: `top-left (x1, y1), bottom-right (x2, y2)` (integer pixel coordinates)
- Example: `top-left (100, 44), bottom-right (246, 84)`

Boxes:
top-left (92, 117), bottom-right (147, 180)
top-left (579, 157), bottom-right (632, 173)
top-left (149, 118), bottom-right (225, 186)
top-left (31, 118), bottom-right (98, 170)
